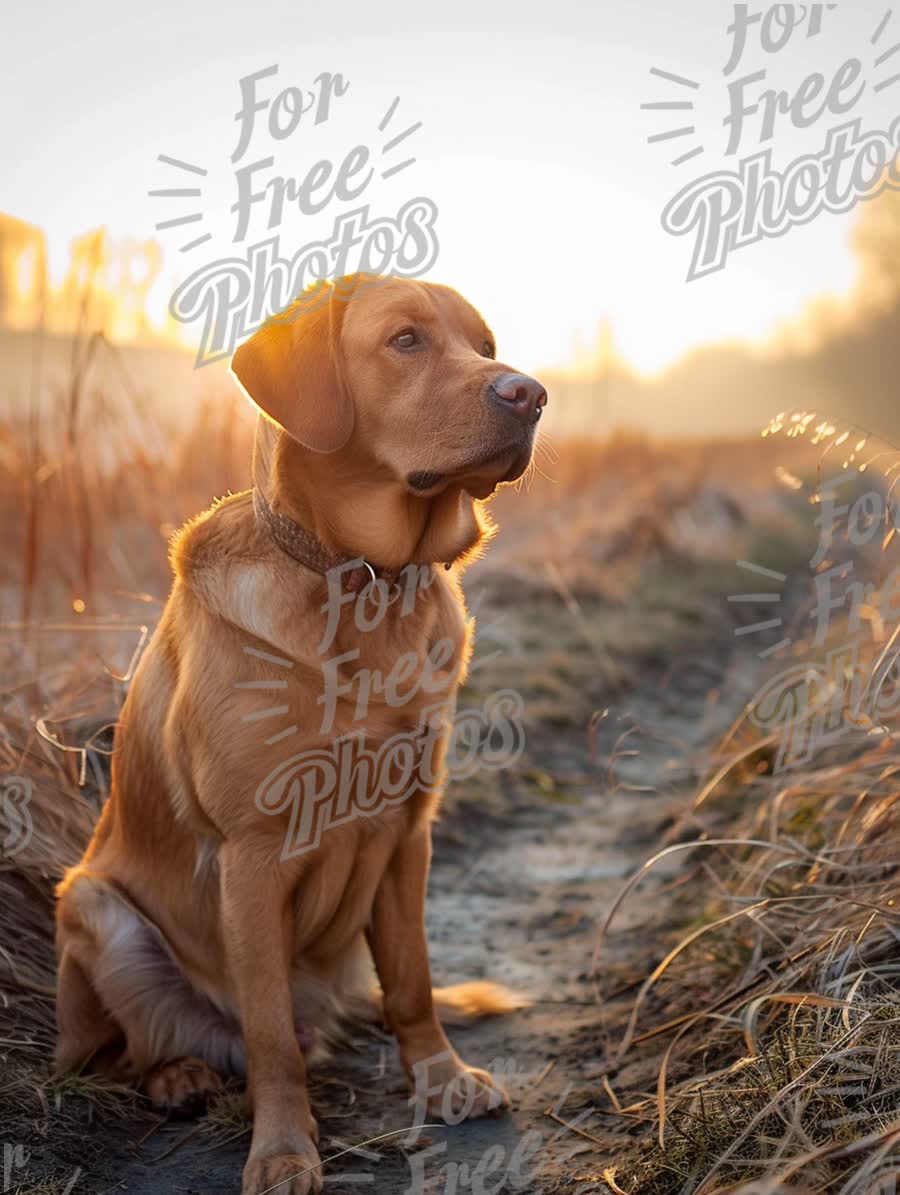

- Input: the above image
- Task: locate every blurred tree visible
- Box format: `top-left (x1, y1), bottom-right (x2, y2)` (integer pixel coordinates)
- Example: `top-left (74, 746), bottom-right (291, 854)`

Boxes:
top-left (55, 230), bottom-right (164, 341)
top-left (0, 213), bottom-right (47, 330)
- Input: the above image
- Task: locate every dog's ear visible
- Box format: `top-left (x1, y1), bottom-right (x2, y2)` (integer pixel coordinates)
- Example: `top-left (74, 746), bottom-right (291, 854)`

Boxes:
top-left (230, 281), bottom-right (355, 454)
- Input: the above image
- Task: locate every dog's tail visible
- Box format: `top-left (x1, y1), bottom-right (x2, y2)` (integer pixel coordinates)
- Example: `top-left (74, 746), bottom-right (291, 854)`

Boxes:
top-left (431, 982), bottom-right (529, 1025)
top-left (349, 981), bottom-right (528, 1029)
top-left (335, 942), bottom-right (528, 1029)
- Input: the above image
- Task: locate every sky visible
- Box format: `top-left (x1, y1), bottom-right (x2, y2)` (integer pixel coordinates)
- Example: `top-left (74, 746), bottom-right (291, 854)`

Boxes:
top-left (2, 0), bottom-right (897, 377)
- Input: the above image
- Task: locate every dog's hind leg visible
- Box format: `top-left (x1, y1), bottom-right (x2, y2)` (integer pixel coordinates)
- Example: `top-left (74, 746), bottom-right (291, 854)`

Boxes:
top-left (54, 946), bottom-right (126, 1077)
top-left (57, 947), bottom-right (223, 1114)
top-left (142, 1056), bottom-right (225, 1116)
top-left (56, 871), bottom-right (238, 1113)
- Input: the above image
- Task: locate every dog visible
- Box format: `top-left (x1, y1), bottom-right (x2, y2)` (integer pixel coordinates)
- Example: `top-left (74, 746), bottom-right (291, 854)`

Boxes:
top-left (54, 273), bottom-right (547, 1195)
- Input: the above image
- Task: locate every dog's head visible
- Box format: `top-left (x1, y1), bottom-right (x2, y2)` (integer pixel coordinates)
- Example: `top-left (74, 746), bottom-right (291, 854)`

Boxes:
top-left (231, 274), bottom-right (546, 503)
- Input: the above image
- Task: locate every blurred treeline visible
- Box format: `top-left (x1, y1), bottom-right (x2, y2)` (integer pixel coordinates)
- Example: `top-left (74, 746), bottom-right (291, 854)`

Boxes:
top-left (545, 189), bottom-right (900, 441)
top-left (1, 191), bottom-right (899, 439)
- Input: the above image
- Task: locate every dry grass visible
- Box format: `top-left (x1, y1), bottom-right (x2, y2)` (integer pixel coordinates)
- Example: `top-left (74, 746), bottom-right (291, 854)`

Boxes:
top-left (1, 326), bottom-right (898, 1193)
top-left (589, 421), bottom-right (900, 1194)
top-left (0, 331), bottom-right (256, 1167)
top-left (597, 675), bottom-right (900, 1194)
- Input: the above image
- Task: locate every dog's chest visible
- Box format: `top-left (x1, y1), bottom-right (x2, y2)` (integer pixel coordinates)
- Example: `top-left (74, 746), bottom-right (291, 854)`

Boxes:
top-left (245, 576), bottom-right (470, 857)
top-left (306, 572), bottom-right (469, 740)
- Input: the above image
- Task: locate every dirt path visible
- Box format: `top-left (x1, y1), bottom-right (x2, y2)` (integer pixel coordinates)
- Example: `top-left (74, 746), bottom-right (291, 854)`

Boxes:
top-left (39, 576), bottom-right (773, 1195)
top-left (7, 457), bottom-right (825, 1195)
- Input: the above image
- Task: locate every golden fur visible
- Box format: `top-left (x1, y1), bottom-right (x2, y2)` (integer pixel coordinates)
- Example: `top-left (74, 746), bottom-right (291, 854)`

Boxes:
top-left (55, 275), bottom-right (544, 1194)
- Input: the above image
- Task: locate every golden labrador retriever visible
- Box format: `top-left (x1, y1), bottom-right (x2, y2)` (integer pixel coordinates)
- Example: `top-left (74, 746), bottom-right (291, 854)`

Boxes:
top-left (54, 273), bottom-right (547, 1194)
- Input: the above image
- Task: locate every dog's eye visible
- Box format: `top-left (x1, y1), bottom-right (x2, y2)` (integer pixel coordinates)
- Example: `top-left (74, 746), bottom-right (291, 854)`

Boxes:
top-left (391, 329), bottom-right (419, 350)
top-left (482, 341), bottom-right (495, 358)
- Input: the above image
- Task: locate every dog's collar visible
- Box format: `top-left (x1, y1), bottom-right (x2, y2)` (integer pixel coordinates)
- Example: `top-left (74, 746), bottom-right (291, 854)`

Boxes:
top-left (252, 487), bottom-right (409, 592)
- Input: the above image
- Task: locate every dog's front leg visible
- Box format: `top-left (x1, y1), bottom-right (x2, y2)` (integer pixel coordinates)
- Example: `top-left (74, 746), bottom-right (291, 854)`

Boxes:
top-left (219, 845), bottom-right (321, 1195)
top-left (368, 826), bottom-right (510, 1122)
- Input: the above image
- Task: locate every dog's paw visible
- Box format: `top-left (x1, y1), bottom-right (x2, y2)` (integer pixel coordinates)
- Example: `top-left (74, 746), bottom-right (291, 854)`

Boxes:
top-left (143, 1056), bottom-right (224, 1117)
top-left (242, 1148), bottom-right (323, 1195)
top-left (417, 1060), bottom-right (510, 1122)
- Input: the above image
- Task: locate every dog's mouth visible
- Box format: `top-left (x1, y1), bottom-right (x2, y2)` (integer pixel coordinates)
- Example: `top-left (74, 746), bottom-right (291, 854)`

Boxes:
top-left (406, 470), bottom-right (448, 493)
top-left (406, 437), bottom-right (533, 499)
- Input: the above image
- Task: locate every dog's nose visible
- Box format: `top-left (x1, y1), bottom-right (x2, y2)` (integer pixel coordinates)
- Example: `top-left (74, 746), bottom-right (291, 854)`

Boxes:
top-left (487, 373), bottom-right (548, 425)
